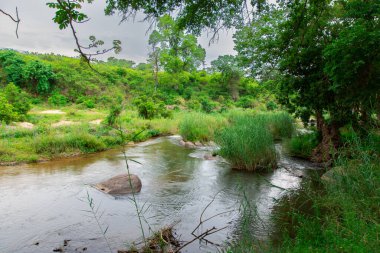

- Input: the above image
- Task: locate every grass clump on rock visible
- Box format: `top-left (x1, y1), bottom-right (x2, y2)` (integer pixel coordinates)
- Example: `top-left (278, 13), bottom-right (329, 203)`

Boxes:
top-left (216, 115), bottom-right (277, 171)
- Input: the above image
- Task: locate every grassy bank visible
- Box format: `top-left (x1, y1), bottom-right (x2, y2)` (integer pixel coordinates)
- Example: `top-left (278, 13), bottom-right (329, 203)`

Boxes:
top-left (227, 133), bottom-right (380, 252)
top-left (0, 106), bottom-right (182, 165)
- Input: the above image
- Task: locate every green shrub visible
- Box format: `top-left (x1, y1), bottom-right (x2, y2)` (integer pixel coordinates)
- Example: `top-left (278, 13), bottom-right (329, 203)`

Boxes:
top-left (76, 96), bottom-right (95, 108)
top-left (3, 83), bottom-right (31, 117)
top-left (285, 132), bottom-right (319, 159)
top-left (48, 92), bottom-right (68, 106)
top-left (236, 96), bottom-right (255, 108)
top-left (266, 101), bottom-right (278, 111)
top-left (216, 115), bottom-right (277, 171)
top-left (179, 112), bottom-right (226, 142)
top-left (186, 99), bottom-right (202, 111)
top-left (199, 96), bottom-right (218, 113)
top-left (105, 104), bottom-right (123, 127)
top-left (0, 93), bottom-right (17, 123)
top-left (133, 96), bottom-right (171, 119)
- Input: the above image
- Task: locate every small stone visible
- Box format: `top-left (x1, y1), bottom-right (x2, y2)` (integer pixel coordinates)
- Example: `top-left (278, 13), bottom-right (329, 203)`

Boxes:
top-left (179, 140), bottom-right (186, 146)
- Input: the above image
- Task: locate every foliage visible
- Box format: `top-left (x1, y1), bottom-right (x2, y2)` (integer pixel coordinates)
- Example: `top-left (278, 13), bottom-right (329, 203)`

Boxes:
top-left (133, 96), bottom-right (171, 119)
top-left (235, 0), bottom-right (380, 160)
top-left (0, 83), bottom-right (31, 123)
top-left (48, 92), bottom-right (68, 106)
top-left (105, 104), bottom-right (123, 127)
top-left (211, 55), bottom-right (243, 101)
top-left (148, 14), bottom-right (206, 73)
top-left (23, 60), bottom-right (56, 94)
top-left (0, 93), bottom-right (17, 124)
top-left (216, 114), bottom-right (277, 171)
top-left (3, 82), bottom-right (31, 117)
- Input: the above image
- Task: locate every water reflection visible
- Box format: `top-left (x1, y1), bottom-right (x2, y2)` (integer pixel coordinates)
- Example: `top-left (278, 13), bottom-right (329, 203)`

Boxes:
top-left (0, 137), bottom-right (317, 253)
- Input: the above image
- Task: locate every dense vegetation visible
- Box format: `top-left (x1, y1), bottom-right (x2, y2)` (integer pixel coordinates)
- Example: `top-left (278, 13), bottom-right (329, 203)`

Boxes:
top-left (1, 0), bottom-right (379, 252)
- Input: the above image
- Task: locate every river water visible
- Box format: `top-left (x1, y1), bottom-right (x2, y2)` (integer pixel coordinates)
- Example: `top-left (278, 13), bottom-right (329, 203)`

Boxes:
top-left (0, 136), bottom-right (317, 253)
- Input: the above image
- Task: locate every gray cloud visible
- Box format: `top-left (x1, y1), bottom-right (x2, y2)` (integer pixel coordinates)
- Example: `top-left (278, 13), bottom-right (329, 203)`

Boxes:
top-left (0, 0), bottom-right (236, 65)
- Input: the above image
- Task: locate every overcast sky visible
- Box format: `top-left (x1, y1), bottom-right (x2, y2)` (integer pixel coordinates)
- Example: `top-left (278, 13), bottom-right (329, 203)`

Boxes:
top-left (0, 0), bottom-right (236, 65)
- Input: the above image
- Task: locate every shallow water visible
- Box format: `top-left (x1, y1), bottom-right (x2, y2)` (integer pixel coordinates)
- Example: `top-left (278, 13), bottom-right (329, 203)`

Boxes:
top-left (0, 136), bottom-right (317, 253)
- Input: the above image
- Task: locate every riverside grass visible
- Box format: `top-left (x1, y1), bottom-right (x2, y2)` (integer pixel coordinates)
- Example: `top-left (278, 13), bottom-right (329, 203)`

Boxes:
top-left (179, 112), bottom-right (227, 142)
top-left (284, 132), bottom-right (319, 159)
top-left (226, 133), bottom-right (380, 253)
top-left (216, 115), bottom-right (277, 171)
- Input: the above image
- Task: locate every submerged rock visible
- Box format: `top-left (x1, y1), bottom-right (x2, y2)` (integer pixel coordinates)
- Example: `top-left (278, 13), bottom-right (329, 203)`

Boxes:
top-left (204, 154), bottom-right (216, 160)
top-left (95, 174), bottom-right (142, 195)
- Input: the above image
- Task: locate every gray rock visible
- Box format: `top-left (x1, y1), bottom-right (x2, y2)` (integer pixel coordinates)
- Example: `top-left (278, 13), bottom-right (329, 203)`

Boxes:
top-left (204, 154), bottom-right (216, 160)
top-left (194, 141), bottom-right (202, 146)
top-left (179, 140), bottom-right (186, 146)
top-left (95, 174), bottom-right (142, 195)
top-left (185, 141), bottom-right (196, 148)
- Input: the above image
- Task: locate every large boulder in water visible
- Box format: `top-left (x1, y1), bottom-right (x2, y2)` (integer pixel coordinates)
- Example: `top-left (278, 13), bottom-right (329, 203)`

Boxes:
top-left (95, 174), bottom-right (142, 195)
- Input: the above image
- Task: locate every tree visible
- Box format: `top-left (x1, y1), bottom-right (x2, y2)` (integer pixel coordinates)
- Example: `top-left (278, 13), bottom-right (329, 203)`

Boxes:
top-left (235, 0), bottom-right (380, 162)
top-left (148, 14), bottom-right (206, 74)
top-left (211, 55), bottom-right (243, 101)
top-left (106, 57), bottom-right (135, 68)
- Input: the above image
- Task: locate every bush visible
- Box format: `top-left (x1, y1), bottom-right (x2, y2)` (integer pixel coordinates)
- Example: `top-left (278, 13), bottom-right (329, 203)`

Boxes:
top-left (48, 92), bottom-right (68, 106)
top-left (0, 94), bottom-right (17, 123)
top-left (3, 82), bottom-right (31, 117)
top-left (199, 96), bottom-right (218, 113)
top-left (285, 132), bottom-right (319, 159)
top-left (179, 112), bottom-right (226, 142)
top-left (266, 101), bottom-right (278, 111)
top-left (216, 115), bottom-right (277, 171)
top-left (133, 96), bottom-right (171, 119)
top-left (105, 104), bottom-right (123, 127)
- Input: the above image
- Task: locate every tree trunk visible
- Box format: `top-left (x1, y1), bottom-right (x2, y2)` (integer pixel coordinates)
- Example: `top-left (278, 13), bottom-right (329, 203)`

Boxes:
top-left (312, 111), bottom-right (341, 164)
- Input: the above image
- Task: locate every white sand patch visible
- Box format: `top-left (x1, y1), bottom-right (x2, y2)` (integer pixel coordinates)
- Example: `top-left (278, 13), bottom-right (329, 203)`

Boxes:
top-left (52, 120), bottom-right (76, 127)
top-left (17, 122), bottom-right (34, 129)
top-left (38, 110), bottom-right (66, 115)
top-left (89, 119), bottom-right (103, 125)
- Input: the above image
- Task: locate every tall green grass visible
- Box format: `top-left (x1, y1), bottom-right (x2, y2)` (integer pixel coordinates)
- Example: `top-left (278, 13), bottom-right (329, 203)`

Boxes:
top-left (34, 132), bottom-right (106, 155)
top-left (284, 132), bottom-right (319, 159)
top-left (274, 133), bottom-right (380, 252)
top-left (257, 111), bottom-right (294, 140)
top-left (216, 115), bottom-right (277, 171)
top-left (179, 112), bottom-right (226, 142)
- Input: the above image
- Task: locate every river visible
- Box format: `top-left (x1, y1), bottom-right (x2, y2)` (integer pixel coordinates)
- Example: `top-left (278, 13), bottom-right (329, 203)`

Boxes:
top-left (0, 136), bottom-right (318, 253)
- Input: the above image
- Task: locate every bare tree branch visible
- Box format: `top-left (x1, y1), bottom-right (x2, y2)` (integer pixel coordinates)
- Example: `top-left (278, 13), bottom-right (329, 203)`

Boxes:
top-left (0, 7), bottom-right (21, 38)
top-left (51, 0), bottom-right (121, 72)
